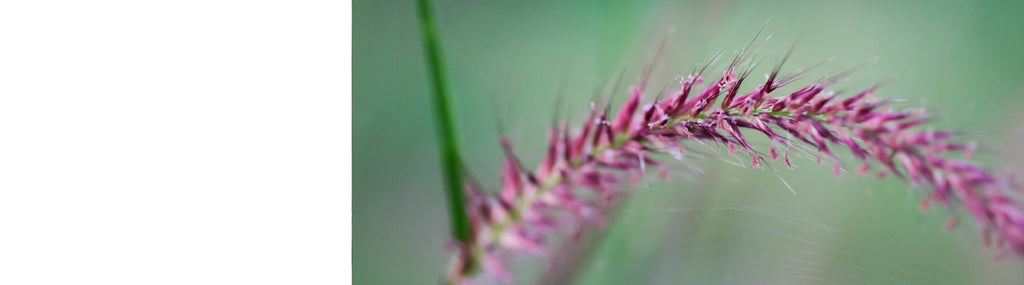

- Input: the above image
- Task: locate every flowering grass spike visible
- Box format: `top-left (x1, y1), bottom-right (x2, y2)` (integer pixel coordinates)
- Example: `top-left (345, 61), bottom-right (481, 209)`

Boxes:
top-left (445, 37), bottom-right (1024, 284)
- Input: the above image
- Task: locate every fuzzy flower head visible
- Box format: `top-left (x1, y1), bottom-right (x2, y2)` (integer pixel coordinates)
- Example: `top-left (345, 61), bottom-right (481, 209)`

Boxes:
top-left (445, 36), bottom-right (1024, 284)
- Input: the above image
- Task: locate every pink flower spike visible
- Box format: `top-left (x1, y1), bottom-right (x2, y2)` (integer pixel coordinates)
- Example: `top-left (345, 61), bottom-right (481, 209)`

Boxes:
top-left (446, 38), bottom-right (1024, 282)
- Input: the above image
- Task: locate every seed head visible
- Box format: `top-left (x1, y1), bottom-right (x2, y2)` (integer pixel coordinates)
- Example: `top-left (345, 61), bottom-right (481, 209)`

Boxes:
top-left (445, 40), bottom-right (1024, 284)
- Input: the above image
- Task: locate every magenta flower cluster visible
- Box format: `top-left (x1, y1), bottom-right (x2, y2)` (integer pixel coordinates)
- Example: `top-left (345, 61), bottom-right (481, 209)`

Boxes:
top-left (446, 46), bottom-right (1024, 284)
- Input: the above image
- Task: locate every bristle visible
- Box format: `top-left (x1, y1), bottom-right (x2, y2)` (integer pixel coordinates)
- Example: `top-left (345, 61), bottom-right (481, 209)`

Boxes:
top-left (765, 43), bottom-right (795, 92)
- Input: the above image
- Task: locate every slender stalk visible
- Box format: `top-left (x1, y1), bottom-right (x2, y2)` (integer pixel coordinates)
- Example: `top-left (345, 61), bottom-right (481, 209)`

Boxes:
top-left (417, 0), bottom-right (471, 245)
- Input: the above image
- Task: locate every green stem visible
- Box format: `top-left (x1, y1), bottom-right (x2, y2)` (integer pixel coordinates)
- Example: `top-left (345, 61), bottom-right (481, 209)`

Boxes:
top-left (417, 0), bottom-right (472, 244)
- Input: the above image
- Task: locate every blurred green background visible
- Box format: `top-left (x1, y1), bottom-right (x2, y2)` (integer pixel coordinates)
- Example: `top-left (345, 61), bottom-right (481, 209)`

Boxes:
top-left (354, 0), bottom-right (1024, 284)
